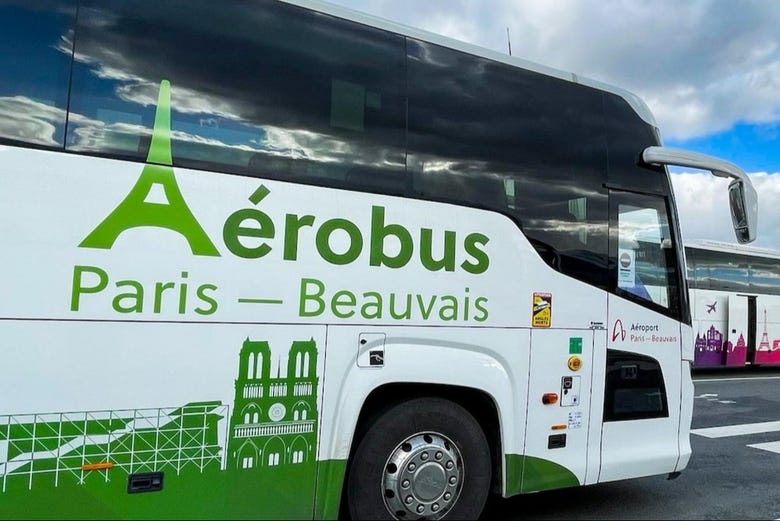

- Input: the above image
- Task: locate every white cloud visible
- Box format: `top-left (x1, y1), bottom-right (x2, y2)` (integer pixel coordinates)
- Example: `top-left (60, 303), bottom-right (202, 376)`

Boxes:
top-left (0, 96), bottom-right (65, 146)
top-left (671, 171), bottom-right (780, 250)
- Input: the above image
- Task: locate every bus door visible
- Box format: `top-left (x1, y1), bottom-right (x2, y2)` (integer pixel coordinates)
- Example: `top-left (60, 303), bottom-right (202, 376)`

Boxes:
top-left (726, 295), bottom-right (750, 366)
top-left (523, 329), bottom-right (596, 492)
top-left (600, 190), bottom-right (685, 483)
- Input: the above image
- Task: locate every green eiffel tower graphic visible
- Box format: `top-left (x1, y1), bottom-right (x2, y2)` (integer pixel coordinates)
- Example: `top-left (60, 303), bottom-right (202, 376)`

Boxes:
top-left (79, 80), bottom-right (220, 256)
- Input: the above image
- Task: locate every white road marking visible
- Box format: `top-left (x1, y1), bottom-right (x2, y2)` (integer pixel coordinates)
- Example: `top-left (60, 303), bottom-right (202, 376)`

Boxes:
top-left (691, 421), bottom-right (780, 438)
top-left (747, 441), bottom-right (780, 454)
top-left (694, 393), bottom-right (736, 404)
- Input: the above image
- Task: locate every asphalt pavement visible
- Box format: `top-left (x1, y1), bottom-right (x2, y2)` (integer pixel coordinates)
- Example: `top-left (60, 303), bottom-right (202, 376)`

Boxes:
top-left (482, 368), bottom-right (780, 520)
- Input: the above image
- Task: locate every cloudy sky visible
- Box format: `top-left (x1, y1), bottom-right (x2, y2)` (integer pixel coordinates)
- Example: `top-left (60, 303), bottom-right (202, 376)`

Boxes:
top-left (326, 0), bottom-right (780, 250)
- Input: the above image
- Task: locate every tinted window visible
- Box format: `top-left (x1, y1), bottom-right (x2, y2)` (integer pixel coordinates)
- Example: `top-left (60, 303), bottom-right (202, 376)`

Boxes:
top-left (611, 191), bottom-right (683, 319)
top-left (406, 40), bottom-right (609, 289)
top-left (684, 248), bottom-right (696, 287)
top-left (604, 350), bottom-right (668, 422)
top-left (690, 248), bottom-right (714, 290)
top-left (604, 93), bottom-right (665, 194)
top-left (688, 249), bottom-right (750, 292)
top-left (713, 253), bottom-right (750, 291)
top-left (688, 247), bottom-right (780, 295)
top-left (748, 256), bottom-right (780, 295)
top-left (0, 0), bottom-right (76, 147)
top-left (67, 0), bottom-right (406, 190)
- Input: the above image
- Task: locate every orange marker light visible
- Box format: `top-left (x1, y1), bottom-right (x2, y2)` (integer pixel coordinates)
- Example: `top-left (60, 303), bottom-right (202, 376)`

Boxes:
top-left (551, 424), bottom-right (567, 431)
top-left (82, 462), bottom-right (114, 471)
top-left (542, 393), bottom-right (559, 405)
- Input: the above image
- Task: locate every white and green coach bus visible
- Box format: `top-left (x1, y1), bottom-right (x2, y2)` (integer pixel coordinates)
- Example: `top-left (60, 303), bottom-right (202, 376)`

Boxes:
top-left (0, 0), bottom-right (758, 519)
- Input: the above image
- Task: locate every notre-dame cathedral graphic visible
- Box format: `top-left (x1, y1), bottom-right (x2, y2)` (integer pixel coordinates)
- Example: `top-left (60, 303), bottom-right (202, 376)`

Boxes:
top-left (227, 338), bottom-right (319, 471)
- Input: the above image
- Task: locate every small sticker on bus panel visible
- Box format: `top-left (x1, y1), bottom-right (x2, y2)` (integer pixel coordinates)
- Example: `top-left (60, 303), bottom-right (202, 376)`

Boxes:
top-left (532, 292), bottom-right (552, 328)
top-left (617, 248), bottom-right (636, 289)
top-left (369, 350), bottom-right (384, 366)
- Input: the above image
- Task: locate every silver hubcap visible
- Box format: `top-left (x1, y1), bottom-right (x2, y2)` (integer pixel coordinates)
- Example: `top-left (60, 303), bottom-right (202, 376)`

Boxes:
top-left (382, 432), bottom-right (463, 519)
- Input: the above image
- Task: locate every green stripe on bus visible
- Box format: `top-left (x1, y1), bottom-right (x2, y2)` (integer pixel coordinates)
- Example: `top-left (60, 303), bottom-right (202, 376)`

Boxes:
top-left (505, 454), bottom-right (580, 495)
top-left (314, 459), bottom-right (349, 520)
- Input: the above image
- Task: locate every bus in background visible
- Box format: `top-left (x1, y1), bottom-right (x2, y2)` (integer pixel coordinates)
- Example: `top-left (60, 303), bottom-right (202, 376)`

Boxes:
top-left (687, 241), bottom-right (780, 369)
top-left (0, 0), bottom-right (758, 519)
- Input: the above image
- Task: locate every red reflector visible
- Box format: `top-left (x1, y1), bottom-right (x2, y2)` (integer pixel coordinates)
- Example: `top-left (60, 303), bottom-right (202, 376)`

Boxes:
top-left (542, 393), bottom-right (559, 405)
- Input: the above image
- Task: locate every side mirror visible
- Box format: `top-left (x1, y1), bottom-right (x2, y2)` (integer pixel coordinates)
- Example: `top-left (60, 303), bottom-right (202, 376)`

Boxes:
top-left (642, 146), bottom-right (758, 244)
top-left (728, 179), bottom-right (758, 243)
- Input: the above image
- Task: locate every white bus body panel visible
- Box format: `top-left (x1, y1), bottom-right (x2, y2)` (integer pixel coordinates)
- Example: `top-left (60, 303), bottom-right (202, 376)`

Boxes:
top-left (0, 147), bottom-right (627, 500)
top-left (524, 329), bottom-right (595, 487)
top-left (319, 326), bottom-right (531, 462)
top-left (691, 289), bottom-right (729, 367)
top-left (727, 294), bottom-right (750, 366)
top-left (600, 296), bottom-right (684, 483)
top-left (676, 360), bottom-right (694, 472)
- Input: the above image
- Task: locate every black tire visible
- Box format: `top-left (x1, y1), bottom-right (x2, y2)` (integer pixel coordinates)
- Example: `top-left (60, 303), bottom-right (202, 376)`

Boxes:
top-left (346, 397), bottom-right (491, 520)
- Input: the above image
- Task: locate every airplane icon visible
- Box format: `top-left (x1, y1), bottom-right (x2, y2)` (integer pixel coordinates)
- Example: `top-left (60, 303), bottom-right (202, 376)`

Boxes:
top-left (706, 302), bottom-right (717, 314)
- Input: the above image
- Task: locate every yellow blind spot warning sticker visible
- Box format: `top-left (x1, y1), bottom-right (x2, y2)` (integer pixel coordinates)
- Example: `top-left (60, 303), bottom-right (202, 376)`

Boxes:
top-left (532, 292), bottom-right (552, 328)
top-left (568, 356), bottom-right (583, 371)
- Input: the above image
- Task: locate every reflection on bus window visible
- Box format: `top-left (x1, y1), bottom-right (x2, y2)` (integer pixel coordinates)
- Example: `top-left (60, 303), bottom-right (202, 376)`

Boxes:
top-left (616, 195), bottom-right (679, 313)
top-left (406, 38), bottom-right (610, 290)
top-left (65, 0), bottom-right (406, 190)
top-left (0, 0), bottom-right (76, 147)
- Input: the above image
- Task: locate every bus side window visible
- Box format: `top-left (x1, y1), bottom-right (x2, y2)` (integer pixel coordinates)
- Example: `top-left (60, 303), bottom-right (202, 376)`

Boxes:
top-left (0, 0), bottom-right (76, 148)
top-left (248, 153), bottom-right (299, 181)
top-left (612, 192), bottom-right (682, 317)
top-left (410, 167), bottom-right (507, 213)
top-left (521, 201), bottom-right (575, 253)
top-left (345, 165), bottom-right (407, 196)
top-left (64, 0), bottom-right (406, 187)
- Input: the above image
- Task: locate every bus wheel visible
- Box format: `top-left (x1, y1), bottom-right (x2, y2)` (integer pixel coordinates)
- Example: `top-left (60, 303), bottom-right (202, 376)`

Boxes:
top-left (346, 397), bottom-right (491, 520)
